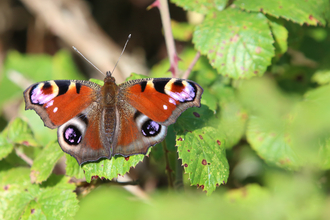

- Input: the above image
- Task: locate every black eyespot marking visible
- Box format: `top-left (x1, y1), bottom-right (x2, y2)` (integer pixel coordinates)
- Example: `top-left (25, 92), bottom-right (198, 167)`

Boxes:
top-left (42, 82), bottom-right (51, 89)
top-left (134, 111), bottom-right (142, 120)
top-left (77, 113), bottom-right (88, 126)
top-left (76, 83), bottom-right (82, 94)
top-left (154, 79), bottom-right (170, 94)
top-left (55, 81), bottom-right (70, 96)
top-left (140, 81), bottom-right (147, 92)
top-left (63, 125), bottom-right (82, 146)
top-left (141, 120), bottom-right (161, 137)
top-left (173, 79), bottom-right (183, 87)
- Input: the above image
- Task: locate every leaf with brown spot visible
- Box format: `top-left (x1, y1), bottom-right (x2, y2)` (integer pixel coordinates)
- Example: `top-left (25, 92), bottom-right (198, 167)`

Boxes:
top-left (176, 126), bottom-right (229, 195)
top-left (235, 0), bottom-right (328, 26)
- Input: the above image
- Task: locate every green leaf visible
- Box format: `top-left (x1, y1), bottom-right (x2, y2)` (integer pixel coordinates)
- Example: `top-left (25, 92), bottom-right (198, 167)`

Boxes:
top-left (89, 78), bottom-right (104, 86)
top-left (289, 84), bottom-right (330, 167)
top-left (126, 73), bottom-right (149, 81)
top-left (6, 118), bottom-right (39, 147)
top-left (174, 105), bottom-right (215, 132)
top-left (200, 89), bottom-right (217, 112)
top-left (30, 142), bottom-right (64, 183)
top-left (82, 153), bottom-right (147, 182)
top-left (76, 186), bottom-right (145, 219)
top-left (312, 68), bottom-right (330, 85)
top-left (318, 137), bottom-right (330, 169)
top-left (193, 8), bottom-right (274, 79)
top-left (0, 50), bottom-right (84, 108)
top-left (40, 174), bottom-right (76, 191)
top-left (65, 154), bottom-right (85, 179)
top-left (235, 0), bottom-right (329, 26)
top-left (239, 76), bottom-right (301, 169)
top-left (174, 105), bottom-right (228, 194)
top-left (212, 85), bottom-right (247, 148)
top-left (0, 168), bottom-right (79, 219)
top-left (246, 116), bottom-right (300, 169)
top-left (0, 134), bottom-right (14, 160)
top-left (171, 21), bottom-right (195, 41)
top-left (268, 17), bottom-right (288, 57)
top-left (171, 0), bottom-right (227, 14)
top-left (177, 126), bottom-right (229, 195)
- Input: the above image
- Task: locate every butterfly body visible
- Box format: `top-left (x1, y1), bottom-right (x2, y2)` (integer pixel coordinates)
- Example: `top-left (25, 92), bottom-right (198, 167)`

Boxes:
top-left (24, 74), bottom-right (203, 165)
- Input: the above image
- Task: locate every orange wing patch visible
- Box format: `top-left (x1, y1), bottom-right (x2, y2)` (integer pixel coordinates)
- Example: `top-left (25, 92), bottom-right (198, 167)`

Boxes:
top-left (126, 83), bottom-right (178, 123)
top-left (44, 82), bottom-right (95, 126)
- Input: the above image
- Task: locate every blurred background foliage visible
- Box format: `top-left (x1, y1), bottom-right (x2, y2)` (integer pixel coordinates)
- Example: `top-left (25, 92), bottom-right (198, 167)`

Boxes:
top-left (1, 0), bottom-right (330, 219)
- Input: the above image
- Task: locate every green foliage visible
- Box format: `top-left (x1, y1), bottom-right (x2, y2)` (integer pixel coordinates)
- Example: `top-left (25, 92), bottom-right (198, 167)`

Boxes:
top-left (0, 168), bottom-right (78, 219)
top-left (193, 8), bottom-right (275, 79)
top-left (1, 0), bottom-right (330, 219)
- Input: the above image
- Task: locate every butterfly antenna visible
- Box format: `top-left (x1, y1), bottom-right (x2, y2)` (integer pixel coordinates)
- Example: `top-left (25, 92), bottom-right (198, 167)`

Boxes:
top-left (111, 34), bottom-right (131, 75)
top-left (72, 46), bottom-right (105, 76)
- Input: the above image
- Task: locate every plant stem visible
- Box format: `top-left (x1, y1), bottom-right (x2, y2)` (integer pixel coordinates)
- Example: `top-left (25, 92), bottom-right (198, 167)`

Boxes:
top-left (174, 151), bottom-right (184, 190)
top-left (156, 0), bottom-right (179, 77)
top-left (15, 148), bottom-right (33, 166)
top-left (162, 140), bottom-right (174, 188)
top-left (182, 51), bottom-right (201, 79)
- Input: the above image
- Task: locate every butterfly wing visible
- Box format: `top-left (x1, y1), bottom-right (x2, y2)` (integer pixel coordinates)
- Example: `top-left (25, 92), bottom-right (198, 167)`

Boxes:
top-left (24, 80), bottom-right (100, 128)
top-left (24, 80), bottom-right (111, 164)
top-left (113, 78), bottom-right (203, 156)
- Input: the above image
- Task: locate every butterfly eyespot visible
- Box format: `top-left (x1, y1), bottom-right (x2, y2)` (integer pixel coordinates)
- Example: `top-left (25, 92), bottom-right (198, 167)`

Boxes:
top-left (63, 125), bottom-right (82, 145)
top-left (141, 119), bottom-right (161, 137)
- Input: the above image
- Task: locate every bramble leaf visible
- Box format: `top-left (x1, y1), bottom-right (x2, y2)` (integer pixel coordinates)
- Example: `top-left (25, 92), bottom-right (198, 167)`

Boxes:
top-left (212, 85), bottom-right (247, 148)
top-left (65, 154), bottom-right (85, 179)
top-left (268, 17), bottom-right (288, 57)
top-left (7, 118), bottom-right (39, 147)
top-left (193, 8), bottom-right (274, 79)
top-left (82, 154), bottom-right (147, 182)
top-left (174, 105), bottom-right (229, 194)
top-left (0, 168), bottom-right (78, 219)
top-left (0, 134), bottom-right (14, 160)
top-left (30, 142), bottom-right (64, 183)
top-left (239, 77), bottom-right (301, 169)
top-left (235, 0), bottom-right (329, 26)
top-left (171, 0), bottom-right (227, 14)
top-left (177, 126), bottom-right (229, 195)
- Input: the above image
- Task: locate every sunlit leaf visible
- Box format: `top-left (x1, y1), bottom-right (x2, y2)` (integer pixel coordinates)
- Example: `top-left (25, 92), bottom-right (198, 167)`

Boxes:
top-left (82, 154), bottom-right (147, 183)
top-left (30, 142), bottom-right (64, 183)
top-left (193, 8), bottom-right (274, 79)
top-left (0, 168), bottom-right (78, 219)
top-left (235, 0), bottom-right (329, 26)
top-left (171, 0), bottom-right (227, 14)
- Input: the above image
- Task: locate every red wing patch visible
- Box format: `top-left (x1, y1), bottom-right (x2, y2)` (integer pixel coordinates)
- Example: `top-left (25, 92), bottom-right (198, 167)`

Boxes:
top-left (45, 85), bottom-right (94, 126)
top-left (124, 78), bottom-right (202, 123)
top-left (25, 80), bottom-right (96, 127)
top-left (126, 82), bottom-right (178, 123)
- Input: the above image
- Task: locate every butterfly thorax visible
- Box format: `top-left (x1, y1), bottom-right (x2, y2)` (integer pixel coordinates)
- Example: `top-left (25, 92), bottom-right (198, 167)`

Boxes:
top-left (99, 76), bottom-right (119, 143)
top-left (101, 76), bottom-right (119, 107)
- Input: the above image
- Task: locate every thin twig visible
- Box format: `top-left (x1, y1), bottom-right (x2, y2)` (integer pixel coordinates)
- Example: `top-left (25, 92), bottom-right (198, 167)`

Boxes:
top-left (15, 148), bottom-right (33, 166)
top-left (174, 151), bottom-right (183, 190)
top-left (153, 0), bottom-right (179, 77)
top-left (182, 51), bottom-right (201, 79)
top-left (20, 0), bottom-right (147, 83)
top-left (162, 140), bottom-right (174, 188)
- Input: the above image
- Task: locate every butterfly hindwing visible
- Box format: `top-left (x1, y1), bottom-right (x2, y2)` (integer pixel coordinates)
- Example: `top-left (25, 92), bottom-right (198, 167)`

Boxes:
top-left (57, 103), bottom-right (111, 165)
top-left (113, 101), bottom-right (167, 156)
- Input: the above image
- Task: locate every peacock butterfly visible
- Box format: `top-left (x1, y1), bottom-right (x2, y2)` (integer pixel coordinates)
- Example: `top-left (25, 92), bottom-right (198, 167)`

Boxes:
top-left (23, 71), bottom-right (203, 165)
